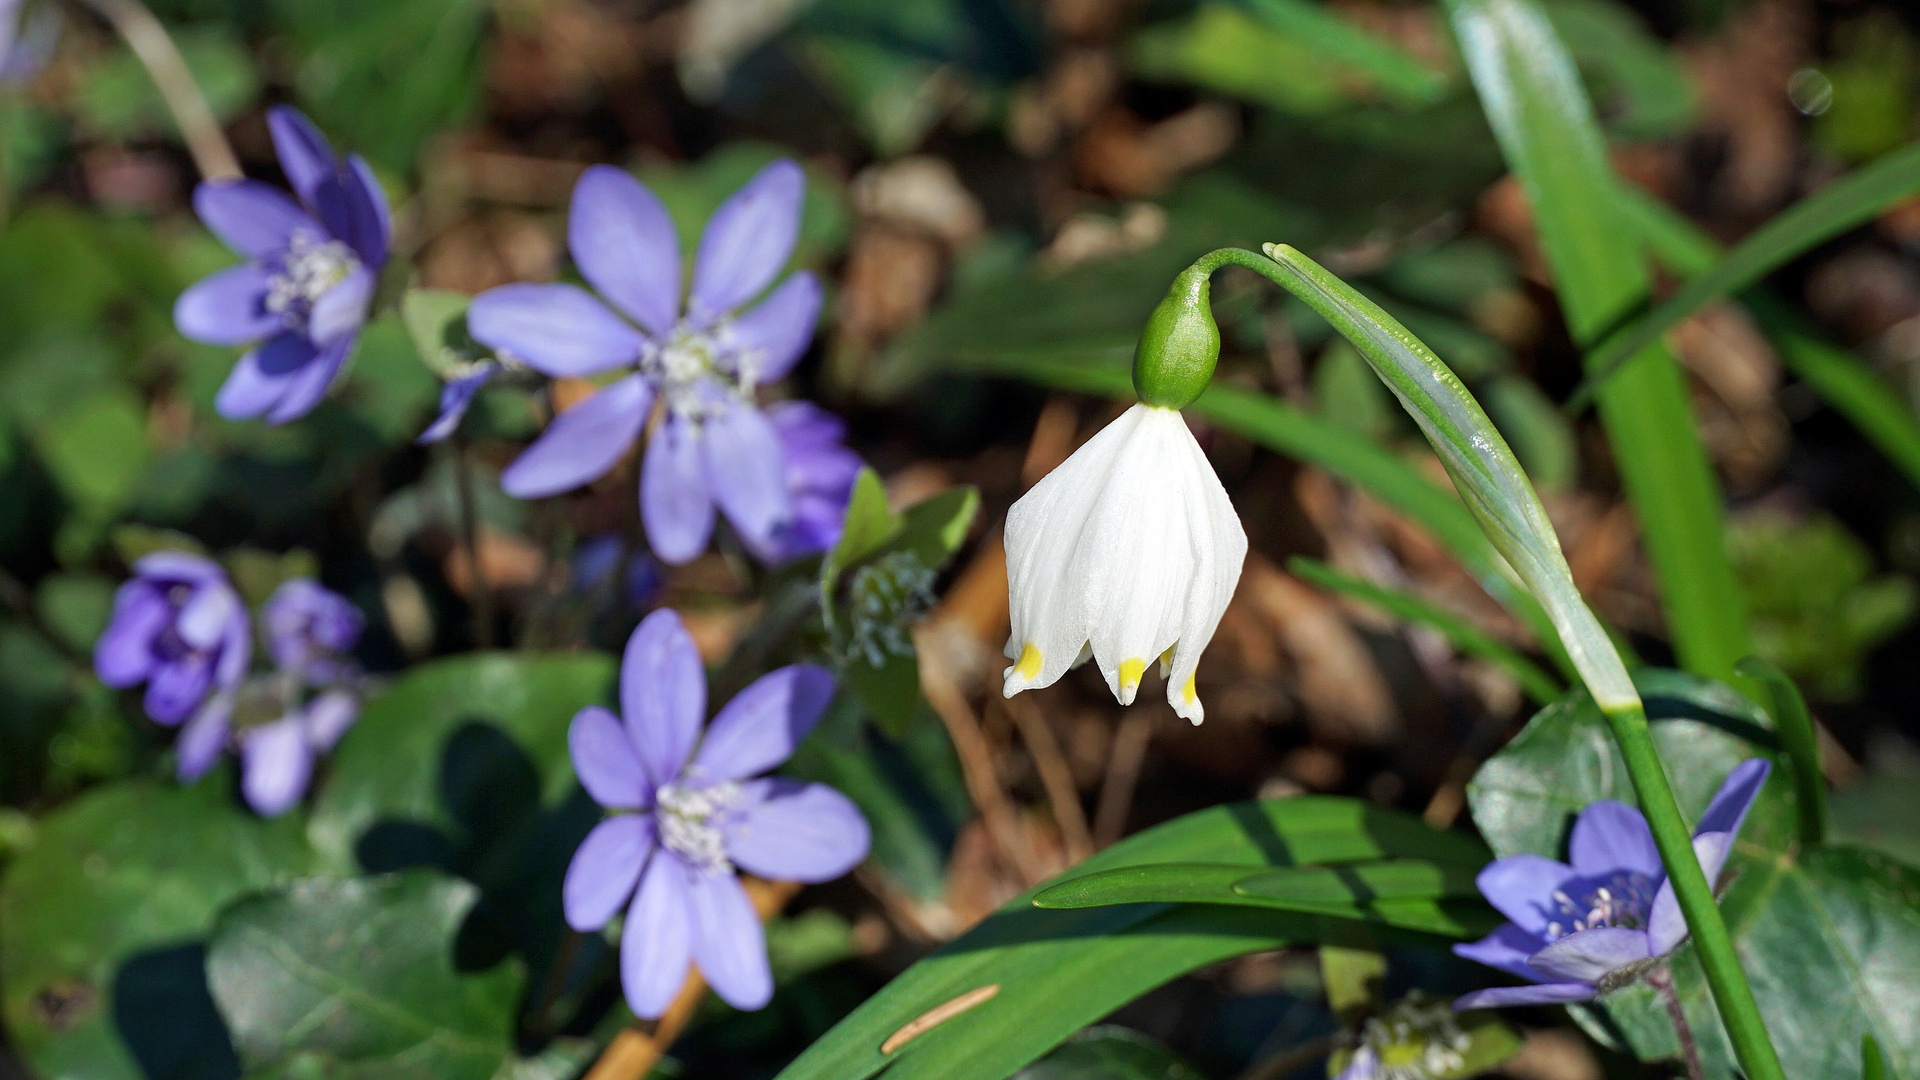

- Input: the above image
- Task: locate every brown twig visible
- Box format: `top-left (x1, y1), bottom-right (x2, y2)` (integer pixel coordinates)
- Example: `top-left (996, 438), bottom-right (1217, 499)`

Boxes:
top-left (583, 878), bottom-right (802, 1080)
top-left (73, 0), bottom-right (241, 181)
top-left (1092, 711), bottom-right (1153, 848)
top-left (999, 692), bottom-right (1093, 863)
top-left (1650, 967), bottom-right (1707, 1080)
top-left (915, 627), bottom-right (1045, 884)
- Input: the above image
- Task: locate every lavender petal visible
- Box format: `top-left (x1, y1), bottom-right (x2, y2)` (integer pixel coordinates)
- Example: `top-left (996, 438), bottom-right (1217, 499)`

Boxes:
top-left (94, 584), bottom-right (167, 687)
top-left (1474, 854), bottom-right (1577, 937)
top-left (570, 165), bottom-right (681, 335)
top-left (194, 179), bottom-right (317, 259)
top-left (302, 690), bottom-right (360, 752)
top-left (702, 401), bottom-right (791, 550)
top-left (468, 283), bottom-right (648, 377)
top-left (621, 610), bottom-right (706, 791)
top-left (417, 366), bottom-right (496, 445)
top-left (685, 868), bottom-right (773, 1011)
top-left (266, 106), bottom-right (337, 208)
top-left (569, 705), bottom-right (651, 810)
top-left (1695, 758), bottom-right (1772, 839)
top-left (341, 155), bottom-right (392, 268)
top-left (1568, 799), bottom-right (1663, 881)
top-left (215, 336), bottom-right (305, 420)
top-left (690, 663), bottom-right (836, 781)
top-left (726, 271), bottom-right (821, 384)
top-left (1646, 832), bottom-right (1738, 956)
top-left (1453, 922), bottom-right (1551, 982)
top-left (240, 717), bottom-right (315, 817)
top-left (640, 414), bottom-right (715, 565)
top-left (564, 815), bottom-right (654, 932)
top-left (145, 656), bottom-right (213, 726)
top-left (688, 159), bottom-right (804, 323)
top-left (621, 852), bottom-right (693, 1020)
top-left (308, 265), bottom-right (374, 344)
top-left (1452, 983), bottom-right (1595, 1011)
top-left (1526, 926), bottom-right (1650, 983)
top-left (500, 373), bottom-right (652, 499)
top-left (723, 779), bottom-right (869, 883)
top-left (174, 264), bottom-right (277, 346)
top-left (176, 695), bottom-right (232, 781)
top-left (264, 335), bottom-right (355, 424)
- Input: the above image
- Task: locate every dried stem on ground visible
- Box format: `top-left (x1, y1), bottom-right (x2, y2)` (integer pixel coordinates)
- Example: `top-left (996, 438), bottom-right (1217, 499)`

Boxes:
top-left (75, 0), bottom-right (242, 181)
top-left (1000, 692), bottom-right (1095, 863)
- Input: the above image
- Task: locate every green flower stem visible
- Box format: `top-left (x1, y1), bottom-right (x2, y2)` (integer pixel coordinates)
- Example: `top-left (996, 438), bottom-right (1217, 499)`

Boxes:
top-left (1167, 244), bottom-right (1786, 1080)
top-left (1736, 657), bottom-right (1829, 846)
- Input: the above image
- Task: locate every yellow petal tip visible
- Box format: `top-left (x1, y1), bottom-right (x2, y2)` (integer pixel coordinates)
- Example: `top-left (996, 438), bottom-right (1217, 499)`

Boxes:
top-left (1119, 657), bottom-right (1146, 692)
top-left (1015, 643), bottom-right (1043, 679)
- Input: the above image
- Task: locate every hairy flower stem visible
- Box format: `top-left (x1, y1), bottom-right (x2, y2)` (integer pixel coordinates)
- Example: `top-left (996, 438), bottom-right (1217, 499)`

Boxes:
top-left (1164, 245), bottom-right (1786, 1080)
top-left (449, 434), bottom-right (495, 649)
top-left (1650, 967), bottom-right (1706, 1080)
top-left (73, 0), bottom-right (241, 180)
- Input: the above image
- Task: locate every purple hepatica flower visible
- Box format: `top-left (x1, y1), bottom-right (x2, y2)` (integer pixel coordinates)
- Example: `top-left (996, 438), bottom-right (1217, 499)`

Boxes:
top-left (562, 609), bottom-right (869, 1016)
top-left (1453, 758), bottom-right (1772, 1010)
top-left (174, 106), bottom-right (392, 425)
top-left (468, 160), bottom-right (823, 565)
top-left (262, 577), bottom-right (365, 683)
top-left (746, 400), bottom-right (861, 565)
top-left (95, 552), bottom-right (250, 729)
top-left (235, 688), bottom-right (358, 817)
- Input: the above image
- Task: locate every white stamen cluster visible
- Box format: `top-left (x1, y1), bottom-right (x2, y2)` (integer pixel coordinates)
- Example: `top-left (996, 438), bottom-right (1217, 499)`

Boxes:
top-left (647, 324), bottom-right (757, 422)
top-left (1355, 993), bottom-right (1474, 1080)
top-left (655, 780), bottom-right (742, 874)
top-left (1543, 870), bottom-right (1655, 940)
top-left (266, 231), bottom-right (359, 320)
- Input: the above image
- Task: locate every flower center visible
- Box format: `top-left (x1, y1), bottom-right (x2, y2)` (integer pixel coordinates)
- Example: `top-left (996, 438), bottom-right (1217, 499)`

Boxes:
top-left (266, 232), bottom-right (360, 322)
top-left (654, 781), bottom-right (741, 874)
top-left (1543, 870), bottom-right (1656, 940)
top-left (1357, 994), bottom-right (1473, 1080)
top-left (646, 323), bottom-right (755, 422)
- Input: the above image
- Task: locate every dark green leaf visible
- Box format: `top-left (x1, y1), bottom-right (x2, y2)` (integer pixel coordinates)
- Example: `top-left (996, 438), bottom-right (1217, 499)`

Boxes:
top-left (0, 778), bottom-right (318, 1080)
top-left (821, 468), bottom-right (899, 603)
top-left (1467, 668), bottom-right (1794, 862)
top-left (1010, 1026), bottom-right (1208, 1080)
top-left (306, 652), bottom-right (615, 870)
top-left (775, 797), bottom-right (1485, 1080)
top-left (844, 648), bottom-right (922, 739)
top-left (895, 485), bottom-right (980, 570)
top-left (1546, 0), bottom-right (1695, 138)
top-left (205, 871), bottom-right (521, 1078)
top-left (33, 388), bottom-right (150, 513)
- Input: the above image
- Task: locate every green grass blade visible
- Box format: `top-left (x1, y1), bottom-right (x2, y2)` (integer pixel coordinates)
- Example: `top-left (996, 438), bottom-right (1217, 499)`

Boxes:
top-left (1440, 0), bottom-right (1752, 687)
top-left (952, 348), bottom-right (1569, 662)
top-left (1575, 142), bottom-right (1920, 408)
top-left (1735, 656), bottom-right (1829, 847)
top-left (1617, 184), bottom-right (1920, 494)
top-left (1236, 0), bottom-right (1449, 105)
top-left (1287, 555), bottom-right (1564, 705)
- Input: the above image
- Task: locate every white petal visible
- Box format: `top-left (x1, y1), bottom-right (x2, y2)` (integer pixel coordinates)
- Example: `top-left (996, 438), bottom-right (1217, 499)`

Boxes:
top-left (1163, 412), bottom-right (1247, 724)
top-left (1000, 405), bottom-right (1146, 697)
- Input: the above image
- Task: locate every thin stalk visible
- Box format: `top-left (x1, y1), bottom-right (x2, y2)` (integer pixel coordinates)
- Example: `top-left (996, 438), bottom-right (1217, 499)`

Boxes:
top-left (1650, 967), bottom-right (1706, 1080)
top-left (73, 0), bottom-right (240, 181)
top-left (1605, 701), bottom-right (1780, 1080)
top-left (449, 434), bottom-right (495, 649)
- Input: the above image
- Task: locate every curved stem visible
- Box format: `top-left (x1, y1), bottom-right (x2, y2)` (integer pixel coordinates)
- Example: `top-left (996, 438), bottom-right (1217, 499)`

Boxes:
top-left (1172, 245), bottom-right (1786, 1080)
top-left (1650, 967), bottom-right (1706, 1080)
top-left (73, 0), bottom-right (241, 181)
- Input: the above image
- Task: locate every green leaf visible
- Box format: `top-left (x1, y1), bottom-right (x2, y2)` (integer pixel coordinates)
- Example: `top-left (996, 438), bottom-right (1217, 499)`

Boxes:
top-left (0, 778), bottom-right (318, 1080)
top-left (270, 0), bottom-right (487, 172)
top-left (344, 314), bottom-right (443, 443)
top-left (795, 35), bottom-right (955, 159)
top-left (1467, 667), bottom-right (1794, 862)
top-left (1131, 2), bottom-right (1443, 116)
top-left (78, 27), bottom-right (260, 139)
top-left (1615, 184), bottom-right (1920, 497)
top-left (844, 647), bottom-right (922, 739)
top-left (895, 484), bottom-right (980, 569)
top-left (306, 652), bottom-right (615, 870)
top-left (1588, 845), bottom-right (1920, 1079)
top-left (1030, 858), bottom-right (1493, 938)
top-left (1579, 141), bottom-right (1920, 401)
top-left (33, 388), bottom-right (150, 513)
top-left (1010, 1026), bottom-right (1208, 1080)
top-left (822, 468), bottom-right (900, 603)
top-left (1865, 1033), bottom-right (1892, 1080)
top-left (1735, 658), bottom-right (1828, 846)
top-left (1545, 0), bottom-right (1695, 138)
top-left (775, 797), bottom-right (1484, 1080)
top-left (1288, 556), bottom-right (1563, 705)
top-left (401, 288), bottom-right (487, 380)
top-left (205, 871), bottom-right (521, 1078)
top-left (1442, 0), bottom-right (1752, 686)
top-left (1478, 373), bottom-right (1577, 492)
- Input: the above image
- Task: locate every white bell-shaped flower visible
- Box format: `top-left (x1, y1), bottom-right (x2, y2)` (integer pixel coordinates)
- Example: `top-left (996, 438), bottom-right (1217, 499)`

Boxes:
top-left (1002, 403), bottom-right (1247, 724)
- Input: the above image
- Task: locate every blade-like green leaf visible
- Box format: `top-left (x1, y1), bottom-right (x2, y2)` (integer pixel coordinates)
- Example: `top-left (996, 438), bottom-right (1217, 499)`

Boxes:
top-left (1616, 184), bottom-right (1920, 495)
top-left (1578, 141), bottom-right (1920, 402)
top-left (1027, 859), bottom-right (1491, 938)
top-left (1735, 657), bottom-right (1828, 847)
top-left (1288, 555), bottom-right (1564, 705)
top-left (775, 797), bottom-right (1488, 1080)
top-left (1012, 1027), bottom-right (1209, 1080)
top-left (1236, 0), bottom-right (1450, 105)
top-left (1442, 0), bottom-right (1751, 686)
